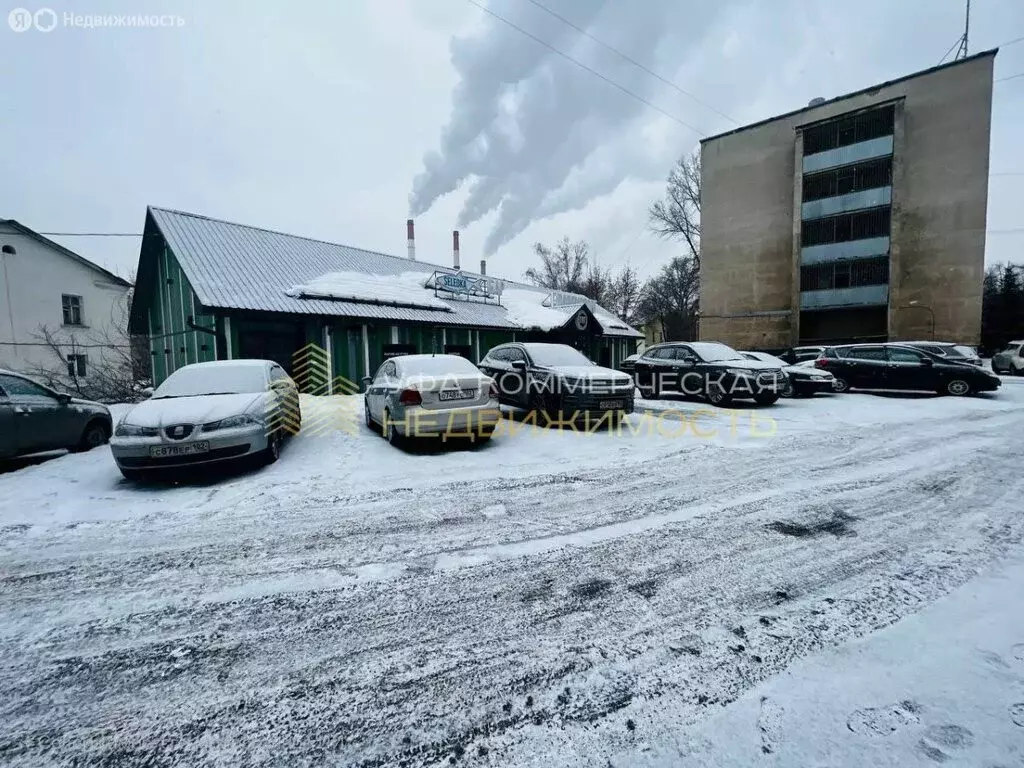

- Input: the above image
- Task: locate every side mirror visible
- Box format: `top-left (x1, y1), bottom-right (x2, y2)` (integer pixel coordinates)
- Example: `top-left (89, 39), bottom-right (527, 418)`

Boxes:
top-left (920, 357), bottom-right (934, 367)
top-left (361, 376), bottom-right (373, 387)
top-left (511, 359), bottom-right (528, 371)
top-left (57, 392), bottom-right (72, 405)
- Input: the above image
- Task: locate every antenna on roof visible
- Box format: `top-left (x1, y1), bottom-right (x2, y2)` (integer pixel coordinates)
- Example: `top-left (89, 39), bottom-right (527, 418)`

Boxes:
top-left (954, 0), bottom-right (970, 60)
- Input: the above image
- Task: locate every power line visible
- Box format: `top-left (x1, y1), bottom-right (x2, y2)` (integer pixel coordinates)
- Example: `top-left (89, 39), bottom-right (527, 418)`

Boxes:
top-left (38, 232), bottom-right (145, 237)
top-left (995, 72), bottom-right (1024, 83)
top-left (464, 0), bottom-right (707, 138)
top-left (520, 0), bottom-right (738, 126)
top-left (997, 35), bottom-right (1024, 48)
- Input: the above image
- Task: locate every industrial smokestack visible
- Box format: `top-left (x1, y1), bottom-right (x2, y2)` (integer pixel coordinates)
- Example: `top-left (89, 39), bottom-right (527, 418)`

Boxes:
top-left (479, 259), bottom-right (486, 276)
top-left (406, 219), bottom-right (416, 261)
top-left (452, 230), bottom-right (461, 270)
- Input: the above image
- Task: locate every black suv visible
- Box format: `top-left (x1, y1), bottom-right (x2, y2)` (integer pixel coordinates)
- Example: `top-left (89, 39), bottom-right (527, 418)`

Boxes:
top-left (478, 342), bottom-right (635, 419)
top-left (814, 343), bottom-right (1001, 396)
top-left (632, 341), bottom-right (786, 406)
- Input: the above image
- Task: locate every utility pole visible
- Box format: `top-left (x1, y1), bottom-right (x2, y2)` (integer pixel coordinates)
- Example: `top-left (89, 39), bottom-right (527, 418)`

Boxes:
top-left (954, 0), bottom-right (971, 60)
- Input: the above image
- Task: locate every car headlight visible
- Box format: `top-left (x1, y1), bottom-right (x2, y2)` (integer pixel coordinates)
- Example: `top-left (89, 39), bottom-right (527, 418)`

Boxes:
top-left (115, 422), bottom-right (158, 438)
top-left (725, 368), bottom-right (754, 377)
top-left (203, 414), bottom-right (261, 431)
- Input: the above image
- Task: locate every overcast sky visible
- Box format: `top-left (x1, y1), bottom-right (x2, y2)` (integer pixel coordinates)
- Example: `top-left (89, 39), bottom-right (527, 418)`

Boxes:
top-left (1, 0), bottom-right (1022, 284)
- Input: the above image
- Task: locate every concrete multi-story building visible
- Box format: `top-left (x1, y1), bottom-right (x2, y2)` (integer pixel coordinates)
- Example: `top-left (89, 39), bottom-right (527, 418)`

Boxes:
top-left (699, 50), bottom-right (996, 349)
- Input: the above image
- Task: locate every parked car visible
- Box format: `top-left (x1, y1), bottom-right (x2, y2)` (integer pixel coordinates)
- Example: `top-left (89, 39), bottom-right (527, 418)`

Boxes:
top-left (814, 343), bottom-right (1001, 396)
top-left (991, 340), bottom-right (1024, 375)
top-left (0, 369), bottom-right (112, 460)
top-left (778, 346), bottom-right (827, 365)
top-left (619, 353), bottom-right (640, 374)
top-left (363, 354), bottom-right (500, 445)
top-left (478, 343), bottom-right (634, 420)
top-left (109, 360), bottom-right (300, 480)
top-left (900, 341), bottom-right (983, 367)
top-left (740, 351), bottom-right (836, 397)
top-left (632, 342), bottom-right (785, 406)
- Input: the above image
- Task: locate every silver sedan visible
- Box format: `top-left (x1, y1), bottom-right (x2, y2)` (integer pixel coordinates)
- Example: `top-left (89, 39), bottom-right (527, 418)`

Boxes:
top-left (109, 359), bottom-right (301, 481)
top-left (363, 354), bottom-right (500, 446)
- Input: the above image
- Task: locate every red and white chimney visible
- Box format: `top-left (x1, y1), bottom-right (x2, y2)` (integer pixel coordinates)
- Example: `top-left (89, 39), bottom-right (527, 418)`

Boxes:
top-left (406, 219), bottom-right (416, 261)
top-left (452, 230), bottom-right (461, 270)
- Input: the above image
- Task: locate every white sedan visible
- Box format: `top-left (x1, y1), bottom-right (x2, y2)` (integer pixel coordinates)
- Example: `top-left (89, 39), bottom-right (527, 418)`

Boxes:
top-left (362, 354), bottom-right (500, 446)
top-left (109, 360), bottom-right (300, 480)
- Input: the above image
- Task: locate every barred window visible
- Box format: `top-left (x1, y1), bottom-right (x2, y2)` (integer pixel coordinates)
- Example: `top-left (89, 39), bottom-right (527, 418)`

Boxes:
top-left (803, 105), bottom-right (895, 156)
top-left (803, 157), bottom-right (892, 202)
top-left (801, 257), bottom-right (890, 291)
top-left (801, 206), bottom-right (891, 247)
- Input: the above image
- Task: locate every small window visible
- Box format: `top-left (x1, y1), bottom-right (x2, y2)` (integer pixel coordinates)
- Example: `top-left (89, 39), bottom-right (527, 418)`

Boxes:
top-left (66, 354), bottom-right (87, 378)
top-left (888, 347), bottom-right (925, 363)
top-left (506, 348), bottom-right (527, 363)
top-left (62, 294), bottom-right (84, 326)
top-left (270, 365), bottom-right (289, 382)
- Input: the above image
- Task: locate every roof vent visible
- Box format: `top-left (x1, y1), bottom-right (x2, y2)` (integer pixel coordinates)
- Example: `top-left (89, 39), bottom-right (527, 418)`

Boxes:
top-left (808, 97), bottom-right (826, 107)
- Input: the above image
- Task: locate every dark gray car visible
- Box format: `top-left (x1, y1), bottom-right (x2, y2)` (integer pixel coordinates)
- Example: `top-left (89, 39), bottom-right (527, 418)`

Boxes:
top-left (0, 369), bottom-right (112, 459)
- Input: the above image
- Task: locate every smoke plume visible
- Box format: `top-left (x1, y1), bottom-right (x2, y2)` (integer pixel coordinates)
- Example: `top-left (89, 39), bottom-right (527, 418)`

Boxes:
top-left (409, 0), bottom-right (729, 256)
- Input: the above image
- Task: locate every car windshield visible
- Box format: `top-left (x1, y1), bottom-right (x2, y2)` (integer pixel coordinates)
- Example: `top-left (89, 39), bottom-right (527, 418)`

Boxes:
top-left (398, 356), bottom-right (480, 376)
top-left (690, 342), bottom-right (745, 362)
top-left (951, 345), bottom-right (976, 358)
top-left (523, 344), bottom-right (592, 366)
top-left (152, 364), bottom-right (266, 398)
top-left (745, 352), bottom-right (787, 366)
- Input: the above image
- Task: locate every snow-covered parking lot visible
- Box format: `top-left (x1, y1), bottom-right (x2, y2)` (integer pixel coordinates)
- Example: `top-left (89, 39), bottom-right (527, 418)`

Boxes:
top-left (2, 380), bottom-right (1024, 766)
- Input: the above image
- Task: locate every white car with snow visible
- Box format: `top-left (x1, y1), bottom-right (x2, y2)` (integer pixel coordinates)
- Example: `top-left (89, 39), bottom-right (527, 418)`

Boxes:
top-left (109, 360), bottom-right (301, 481)
top-left (362, 354), bottom-right (500, 446)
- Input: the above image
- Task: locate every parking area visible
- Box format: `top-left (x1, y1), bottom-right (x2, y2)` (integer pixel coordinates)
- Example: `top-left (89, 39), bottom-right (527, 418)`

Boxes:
top-left (2, 379), bottom-right (1024, 766)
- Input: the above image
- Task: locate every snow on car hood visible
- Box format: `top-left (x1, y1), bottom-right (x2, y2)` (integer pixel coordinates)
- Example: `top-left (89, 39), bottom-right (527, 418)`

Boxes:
top-left (543, 365), bottom-right (633, 383)
top-left (121, 393), bottom-right (268, 427)
top-left (785, 363), bottom-right (833, 377)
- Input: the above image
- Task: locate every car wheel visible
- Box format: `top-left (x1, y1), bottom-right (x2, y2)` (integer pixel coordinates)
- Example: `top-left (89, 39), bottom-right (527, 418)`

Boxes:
top-left (74, 420), bottom-right (110, 452)
top-left (384, 409), bottom-right (403, 447)
top-left (832, 376), bottom-right (850, 393)
top-left (706, 386), bottom-right (731, 407)
top-left (364, 400), bottom-right (378, 432)
top-left (945, 378), bottom-right (971, 396)
top-left (264, 430), bottom-right (282, 464)
top-left (754, 393), bottom-right (780, 406)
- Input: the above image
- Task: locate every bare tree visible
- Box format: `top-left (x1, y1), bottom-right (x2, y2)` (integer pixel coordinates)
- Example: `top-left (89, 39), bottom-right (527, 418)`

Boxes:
top-left (637, 256), bottom-right (700, 341)
top-left (523, 237), bottom-right (590, 293)
top-left (649, 149), bottom-right (701, 266)
top-left (25, 286), bottom-right (149, 403)
top-left (603, 265), bottom-right (643, 325)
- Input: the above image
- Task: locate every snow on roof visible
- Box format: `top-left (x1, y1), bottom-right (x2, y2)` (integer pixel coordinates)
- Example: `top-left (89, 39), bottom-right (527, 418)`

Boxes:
top-left (286, 271), bottom-right (452, 312)
top-left (500, 288), bottom-right (579, 331)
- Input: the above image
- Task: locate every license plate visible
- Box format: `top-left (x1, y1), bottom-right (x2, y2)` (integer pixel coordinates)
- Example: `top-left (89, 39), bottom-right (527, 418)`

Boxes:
top-left (439, 389), bottom-right (476, 401)
top-left (149, 441), bottom-right (210, 458)
top-left (599, 400), bottom-right (623, 409)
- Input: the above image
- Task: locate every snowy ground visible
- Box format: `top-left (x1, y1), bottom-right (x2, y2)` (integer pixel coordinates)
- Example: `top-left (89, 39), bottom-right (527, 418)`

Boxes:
top-left (1, 379), bottom-right (1023, 766)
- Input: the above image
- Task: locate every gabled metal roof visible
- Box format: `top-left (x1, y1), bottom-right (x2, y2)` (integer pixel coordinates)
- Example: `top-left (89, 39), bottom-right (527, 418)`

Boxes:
top-left (0, 219), bottom-right (132, 288)
top-left (145, 207), bottom-right (642, 336)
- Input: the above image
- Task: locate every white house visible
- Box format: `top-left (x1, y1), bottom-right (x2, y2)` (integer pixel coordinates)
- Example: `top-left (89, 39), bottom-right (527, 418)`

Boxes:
top-left (0, 219), bottom-right (132, 392)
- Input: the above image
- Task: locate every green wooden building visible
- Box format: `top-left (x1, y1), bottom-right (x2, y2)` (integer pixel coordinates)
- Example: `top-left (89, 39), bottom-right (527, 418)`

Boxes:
top-left (129, 207), bottom-right (642, 391)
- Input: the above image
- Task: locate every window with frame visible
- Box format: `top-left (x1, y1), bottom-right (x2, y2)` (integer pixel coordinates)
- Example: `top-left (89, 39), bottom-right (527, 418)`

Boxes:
top-left (802, 105), bottom-right (895, 156)
top-left (62, 294), bottom-right (84, 326)
top-left (801, 207), bottom-right (892, 247)
top-left (66, 354), bottom-right (88, 378)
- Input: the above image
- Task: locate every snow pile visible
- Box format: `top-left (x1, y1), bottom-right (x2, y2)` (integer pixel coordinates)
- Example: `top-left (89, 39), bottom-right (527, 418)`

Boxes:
top-left (286, 271), bottom-right (451, 311)
top-left (501, 288), bottom-right (577, 331)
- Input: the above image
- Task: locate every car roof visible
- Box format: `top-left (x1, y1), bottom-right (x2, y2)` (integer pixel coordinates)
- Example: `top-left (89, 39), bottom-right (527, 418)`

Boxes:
top-left (179, 359), bottom-right (273, 369)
